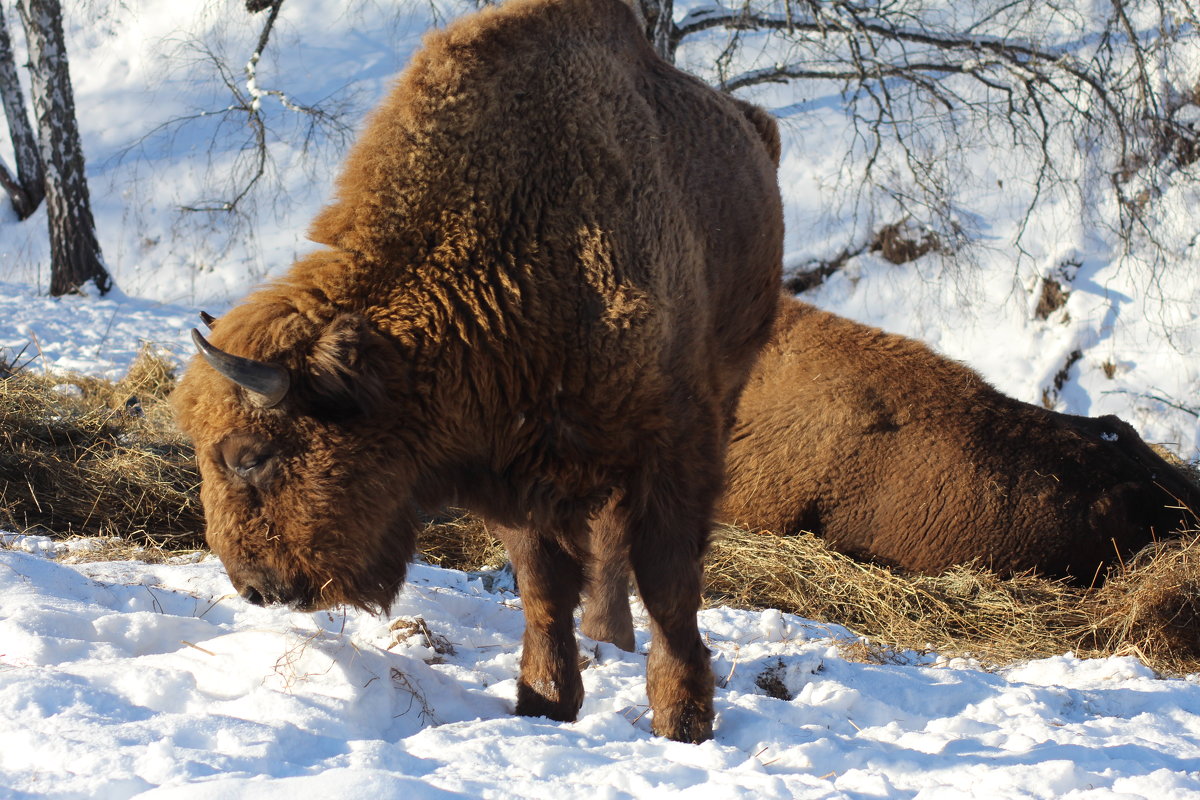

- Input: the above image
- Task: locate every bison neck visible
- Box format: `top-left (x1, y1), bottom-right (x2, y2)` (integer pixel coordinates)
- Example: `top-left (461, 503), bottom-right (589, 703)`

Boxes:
top-left (273, 249), bottom-right (658, 534)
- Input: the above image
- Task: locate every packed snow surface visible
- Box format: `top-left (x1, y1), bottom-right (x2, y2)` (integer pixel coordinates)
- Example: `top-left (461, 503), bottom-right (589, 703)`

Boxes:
top-left (3, 546), bottom-right (1200, 799)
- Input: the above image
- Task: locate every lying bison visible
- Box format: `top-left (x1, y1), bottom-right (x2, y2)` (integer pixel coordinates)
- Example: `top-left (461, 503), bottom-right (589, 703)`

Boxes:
top-left (584, 297), bottom-right (1199, 650)
top-left (171, 0), bottom-right (783, 743)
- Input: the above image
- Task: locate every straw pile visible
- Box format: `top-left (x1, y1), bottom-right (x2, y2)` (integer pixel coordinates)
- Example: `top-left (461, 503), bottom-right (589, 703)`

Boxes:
top-left (1083, 533), bottom-right (1200, 675)
top-left (705, 525), bottom-right (1199, 674)
top-left (704, 525), bottom-right (1094, 666)
top-left (418, 510), bottom-right (508, 572)
top-left (0, 346), bottom-right (204, 546)
top-left (1, 353), bottom-right (1197, 674)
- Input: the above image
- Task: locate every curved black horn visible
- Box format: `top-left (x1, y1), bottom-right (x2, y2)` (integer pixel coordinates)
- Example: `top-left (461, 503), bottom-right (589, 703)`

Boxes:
top-left (199, 311), bottom-right (217, 329)
top-left (190, 329), bottom-right (290, 408)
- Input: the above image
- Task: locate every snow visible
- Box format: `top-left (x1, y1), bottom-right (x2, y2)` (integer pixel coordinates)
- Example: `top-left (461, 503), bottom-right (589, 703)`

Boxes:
top-left (0, 0), bottom-right (1199, 796)
top-left (4, 548), bottom-right (1200, 798)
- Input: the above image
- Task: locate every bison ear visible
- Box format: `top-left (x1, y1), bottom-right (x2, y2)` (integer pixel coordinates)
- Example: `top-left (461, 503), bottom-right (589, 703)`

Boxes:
top-left (305, 313), bottom-right (388, 417)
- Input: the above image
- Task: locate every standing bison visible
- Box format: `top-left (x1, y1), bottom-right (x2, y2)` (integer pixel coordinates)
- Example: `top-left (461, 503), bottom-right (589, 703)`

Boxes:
top-left (585, 297), bottom-right (1200, 650)
top-left (171, 0), bottom-right (783, 743)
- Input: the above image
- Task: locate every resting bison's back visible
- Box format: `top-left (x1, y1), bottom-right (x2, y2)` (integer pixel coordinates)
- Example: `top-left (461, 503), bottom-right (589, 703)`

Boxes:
top-left (721, 299), bottom-right (1199, 583)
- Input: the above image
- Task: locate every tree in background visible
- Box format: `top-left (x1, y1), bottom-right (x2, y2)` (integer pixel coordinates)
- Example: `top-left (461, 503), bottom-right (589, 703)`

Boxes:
top-left (10, 0), bottom-right (111, 296)
top-left (633, 0), bottom-right (1200, 283)
top-left (0, 3), bottom-right (42, 220)
top-left (110, 0), bottom-right (356, 281)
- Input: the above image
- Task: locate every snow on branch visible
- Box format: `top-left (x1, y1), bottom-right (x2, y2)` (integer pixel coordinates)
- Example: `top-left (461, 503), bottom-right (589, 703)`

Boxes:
top-left (655, 0), bottom-right (1200, 261)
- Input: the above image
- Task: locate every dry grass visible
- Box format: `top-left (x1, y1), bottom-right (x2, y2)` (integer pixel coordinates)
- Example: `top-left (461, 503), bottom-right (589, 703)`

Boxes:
top-left (704, 525), bottom-right (1095, 666)
top-left (418, 516), bottom-right (1200, 675)
top-left (0, 345), bottom-right (204, 547)
top-left (417, 511), bottom-right (509, 572)
top-left (1085, 533), bottom-right (1200, 675)
top-left (2, 352), bottom-right (1197, 676)
top-left (709, 525), bottom-right (1200, 675)
top-left (53, 536), bottom-right (208, 565)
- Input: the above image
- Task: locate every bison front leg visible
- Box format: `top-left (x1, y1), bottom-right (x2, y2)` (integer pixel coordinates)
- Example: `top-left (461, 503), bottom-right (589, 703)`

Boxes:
top-left (628, 503), bottom-right (715, 744)
top-left (506, 531), bottom-right (586, 722)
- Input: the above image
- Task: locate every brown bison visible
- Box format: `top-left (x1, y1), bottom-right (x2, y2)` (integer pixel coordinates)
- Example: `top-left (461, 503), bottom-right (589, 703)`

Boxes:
top-left (583, 296), bottom-right (1200, 651)
top-left (171, 0), bottom-right (783, 743)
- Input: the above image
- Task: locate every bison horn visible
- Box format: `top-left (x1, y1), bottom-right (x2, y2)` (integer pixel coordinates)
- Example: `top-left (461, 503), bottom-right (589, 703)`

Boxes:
top-left (199, 311), bottom-right (217, 329)
top-left (190, 329), bottom-right (290, 408)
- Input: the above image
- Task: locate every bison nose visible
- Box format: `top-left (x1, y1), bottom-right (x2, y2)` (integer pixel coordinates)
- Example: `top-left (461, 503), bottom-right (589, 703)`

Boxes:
top-left (240, 585), bottom-right (266, 606)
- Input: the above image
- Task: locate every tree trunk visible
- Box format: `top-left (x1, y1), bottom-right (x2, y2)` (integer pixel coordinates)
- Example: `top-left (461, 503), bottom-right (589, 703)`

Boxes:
top-left (0, 158), bottom-right (27, 215)
top-left (0, 4), bottom-right (42, 218)
top-left (649, 0), bottom-right (674, 63)
top-left (16, 0), bottom-right (111, 296)
top-left (633, 0), bottom-right (675, 62)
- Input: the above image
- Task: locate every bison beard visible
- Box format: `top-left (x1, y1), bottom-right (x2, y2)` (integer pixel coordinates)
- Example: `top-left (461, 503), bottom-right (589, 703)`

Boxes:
top-left (171, 0), bottom-right (783, 744)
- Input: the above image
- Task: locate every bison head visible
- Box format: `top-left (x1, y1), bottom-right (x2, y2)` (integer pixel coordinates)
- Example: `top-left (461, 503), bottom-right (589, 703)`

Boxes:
top-left (172, 307), bottom-right (419, 613)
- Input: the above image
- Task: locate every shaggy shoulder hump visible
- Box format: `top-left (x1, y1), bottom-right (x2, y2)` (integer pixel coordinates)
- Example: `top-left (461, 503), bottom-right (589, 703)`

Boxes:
top-left (307, 0), bottom-right (655, 257)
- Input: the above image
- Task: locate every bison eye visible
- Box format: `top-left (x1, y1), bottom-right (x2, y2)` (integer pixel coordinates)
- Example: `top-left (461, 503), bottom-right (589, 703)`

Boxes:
top-left (218, 435), bottom-right (278, 486)
top-left (232, 452), bottom-right (272, 477)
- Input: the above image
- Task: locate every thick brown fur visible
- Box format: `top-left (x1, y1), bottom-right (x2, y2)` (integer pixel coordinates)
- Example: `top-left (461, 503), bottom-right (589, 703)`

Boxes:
top-left (170, 0), bottom-right (783, 744)
top-left (584, 296), bottom-right (1200, 650)
top-left (721, 297), bottom-right (1199, 579)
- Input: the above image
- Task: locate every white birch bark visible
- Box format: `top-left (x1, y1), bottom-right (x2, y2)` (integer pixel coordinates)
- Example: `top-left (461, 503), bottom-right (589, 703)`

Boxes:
top-left (15, 0), bottom-right (111, 296)
top-left (0, 4), bottom-right (42, 218)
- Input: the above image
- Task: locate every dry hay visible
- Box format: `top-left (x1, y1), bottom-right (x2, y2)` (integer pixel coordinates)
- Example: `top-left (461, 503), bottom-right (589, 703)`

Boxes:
top-left (0, 345), bottom-right (204, 547)
top-left (704, 524), bottom-right (1095, 667)
top-left (706, 524), bottom-right (1200, 676)
top-left (417, 510), bottom-right (508, 572)
top-left (53, 536), bottom-right (208, 565)
top-left (1153, 443), bottom-right (1200, 488)
top-left (1085, 532), bottom-right (1200, 675)
top-left (3, 349), bottom-right (1196, 676)
top-left (418, 514), bottom-right (1200, 675)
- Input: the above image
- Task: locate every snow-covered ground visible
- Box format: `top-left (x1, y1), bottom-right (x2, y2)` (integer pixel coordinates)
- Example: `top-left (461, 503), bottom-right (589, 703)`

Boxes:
top-left (2, 0), bottom-right (1200, 796)
top-left (4, 544), bottom-right (1200, 798)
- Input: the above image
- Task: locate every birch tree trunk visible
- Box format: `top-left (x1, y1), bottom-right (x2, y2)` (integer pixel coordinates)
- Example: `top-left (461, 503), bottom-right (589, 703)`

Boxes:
top-left (0, 4), bottom-right (42, 218)
top-left (16, 0), bottom-right (111, 296)
top-left (631, 0), bottom-right (674, 62)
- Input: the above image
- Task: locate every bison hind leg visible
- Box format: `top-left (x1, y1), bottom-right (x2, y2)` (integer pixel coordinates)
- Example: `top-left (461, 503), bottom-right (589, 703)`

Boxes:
top-left (633, 531), bottom-right (715, 743)
top-left (581, 500), bottom-right (637, 652)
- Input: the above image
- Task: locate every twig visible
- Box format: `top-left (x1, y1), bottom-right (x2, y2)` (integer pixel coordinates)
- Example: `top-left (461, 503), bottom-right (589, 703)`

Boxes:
top-left (1101, 388), bottom-right (1199, 418)
top-left (27, 331), bottom-right (48, 375)
top-left (198, 593), bottom-right (237, 619)
top-left (182, 640), bottom-right (216, 656)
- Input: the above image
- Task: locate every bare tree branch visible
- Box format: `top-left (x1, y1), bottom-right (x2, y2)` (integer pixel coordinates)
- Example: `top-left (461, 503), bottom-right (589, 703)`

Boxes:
top-left (162, 0), bottom-right (353, 215)
top-left (643, 0), bottom-right (1200, 267)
